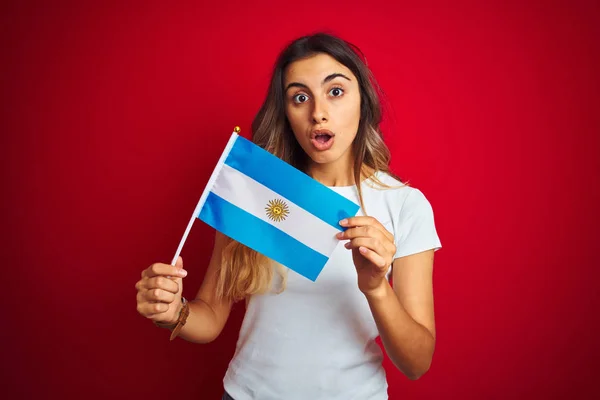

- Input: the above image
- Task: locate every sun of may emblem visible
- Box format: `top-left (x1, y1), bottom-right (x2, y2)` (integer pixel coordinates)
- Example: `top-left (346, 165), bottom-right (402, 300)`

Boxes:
top-left (265, 199), bottom-right (290, 222)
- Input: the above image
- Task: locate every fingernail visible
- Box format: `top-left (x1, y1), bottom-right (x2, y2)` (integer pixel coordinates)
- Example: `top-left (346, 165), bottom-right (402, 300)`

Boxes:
top-left (344, 242), bottom-right (351, 249)
top-left (179, 269), bottom-right (187, 277)
top-left (339, 219), bottom-right (348, 226)
top-left (336, 232), bottom-right (344, 239)
top-left (359, 247), bottom-right (368, 254)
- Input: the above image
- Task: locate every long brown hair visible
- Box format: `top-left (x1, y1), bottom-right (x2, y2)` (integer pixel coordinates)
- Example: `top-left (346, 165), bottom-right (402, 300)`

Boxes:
top-left (216, 32), bottom-right (402, 302)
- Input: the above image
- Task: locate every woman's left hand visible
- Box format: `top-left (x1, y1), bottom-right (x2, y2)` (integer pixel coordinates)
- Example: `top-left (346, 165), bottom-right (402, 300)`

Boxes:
top-left (337, 217), bottom-right (397, 295)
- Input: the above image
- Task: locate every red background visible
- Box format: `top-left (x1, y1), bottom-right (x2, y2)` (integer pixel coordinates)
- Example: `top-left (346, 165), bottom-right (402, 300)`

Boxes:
top-left (2, 1), bottom-right (599, 399)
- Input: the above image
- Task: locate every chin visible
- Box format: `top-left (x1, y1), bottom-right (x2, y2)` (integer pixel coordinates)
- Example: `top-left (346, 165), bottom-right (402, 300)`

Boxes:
top-left (307, 150), bottom-right (341, 165)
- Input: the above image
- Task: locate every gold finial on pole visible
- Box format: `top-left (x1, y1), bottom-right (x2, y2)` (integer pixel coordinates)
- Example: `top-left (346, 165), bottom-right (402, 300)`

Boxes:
top-left (234, 126), bottom-right (241, 133)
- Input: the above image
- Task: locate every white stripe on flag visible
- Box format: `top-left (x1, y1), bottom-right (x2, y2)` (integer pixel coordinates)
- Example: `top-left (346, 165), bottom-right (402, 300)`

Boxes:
top-left (211, 164), bottom-right (341, 257)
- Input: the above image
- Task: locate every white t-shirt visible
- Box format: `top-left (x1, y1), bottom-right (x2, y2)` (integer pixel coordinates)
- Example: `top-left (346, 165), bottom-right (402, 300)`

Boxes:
top-left (223, 172), bottom-right (442, 400)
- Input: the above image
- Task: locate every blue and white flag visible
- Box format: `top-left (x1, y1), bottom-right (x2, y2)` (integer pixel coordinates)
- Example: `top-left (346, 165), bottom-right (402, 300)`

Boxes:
top-left (173, 130), bottom-right (360, 281)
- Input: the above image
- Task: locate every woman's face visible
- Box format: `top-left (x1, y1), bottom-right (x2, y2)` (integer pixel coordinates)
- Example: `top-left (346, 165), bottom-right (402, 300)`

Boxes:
top-left (283, 53), bottom-right (361, 167)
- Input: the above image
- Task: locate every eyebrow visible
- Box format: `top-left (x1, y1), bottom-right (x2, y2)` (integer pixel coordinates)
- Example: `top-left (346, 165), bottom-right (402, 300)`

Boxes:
top-left (284, 73), bottom-right (352, 92)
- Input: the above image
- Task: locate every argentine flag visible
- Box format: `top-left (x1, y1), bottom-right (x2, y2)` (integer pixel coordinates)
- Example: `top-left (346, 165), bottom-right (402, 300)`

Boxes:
top-left (173, 129), bottom-right (360, 281)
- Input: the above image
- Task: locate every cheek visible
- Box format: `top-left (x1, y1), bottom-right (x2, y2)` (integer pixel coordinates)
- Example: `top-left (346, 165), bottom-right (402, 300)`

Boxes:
top-left (285, 105), bottom-right (299, 125)
top-left (339, 98), bottom-right (361, 135)
top-left (284, 109), bottom-right (304, 143)
top-left (350, 98), bottom-right (361, 124)
top-left (286, 108), bottom-right (309, 136)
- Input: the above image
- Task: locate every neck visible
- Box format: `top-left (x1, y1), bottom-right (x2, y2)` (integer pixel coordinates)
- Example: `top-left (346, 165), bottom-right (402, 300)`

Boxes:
top-left (306, 149), bottom-right (357, 187)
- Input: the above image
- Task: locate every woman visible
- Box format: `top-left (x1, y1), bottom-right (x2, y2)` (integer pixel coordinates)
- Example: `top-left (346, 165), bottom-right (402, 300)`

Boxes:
top-left (135, 32), bottom-right (442, 400)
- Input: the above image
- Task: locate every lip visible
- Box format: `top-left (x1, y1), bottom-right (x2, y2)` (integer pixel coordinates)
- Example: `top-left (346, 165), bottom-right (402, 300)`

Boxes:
top-left (310, 129), bottom-right (335, 151)
top-left (310, 129), bottom-right (335, 139)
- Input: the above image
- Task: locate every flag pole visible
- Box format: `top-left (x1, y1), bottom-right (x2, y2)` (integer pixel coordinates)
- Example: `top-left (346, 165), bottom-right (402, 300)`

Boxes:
top-left (171, 126), bottom-right (241, 266)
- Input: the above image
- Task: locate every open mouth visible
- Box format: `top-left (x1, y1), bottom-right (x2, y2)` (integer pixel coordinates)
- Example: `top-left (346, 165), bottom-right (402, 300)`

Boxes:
top-left (310, 130), bottom-right (335, 151)
top-left (315, 133), bottom-right (332, 143)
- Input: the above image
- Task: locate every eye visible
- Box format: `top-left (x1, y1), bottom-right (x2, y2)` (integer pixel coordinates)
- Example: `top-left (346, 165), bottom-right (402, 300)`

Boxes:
top-left (293, 93), bottom-right (310, 104)
top-left (329, 87), bottom-right (344, 97)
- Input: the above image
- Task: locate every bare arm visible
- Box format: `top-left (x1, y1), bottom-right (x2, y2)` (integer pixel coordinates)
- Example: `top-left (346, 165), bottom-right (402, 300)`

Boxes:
top-left (136, 231), bottom-right (234, 344)
top-left (176, 232), bottom-right (234, 343)
top-left (365, 249), bottom-right (436, 380)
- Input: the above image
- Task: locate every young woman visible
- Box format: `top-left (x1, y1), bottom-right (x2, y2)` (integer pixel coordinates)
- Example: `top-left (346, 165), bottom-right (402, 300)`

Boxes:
top-left (135, 32), bottom-right (442, 400)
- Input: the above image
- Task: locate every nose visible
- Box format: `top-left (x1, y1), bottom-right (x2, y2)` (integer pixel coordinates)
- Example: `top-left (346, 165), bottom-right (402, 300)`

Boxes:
top-left (311, 97), bottom-right (328, 123)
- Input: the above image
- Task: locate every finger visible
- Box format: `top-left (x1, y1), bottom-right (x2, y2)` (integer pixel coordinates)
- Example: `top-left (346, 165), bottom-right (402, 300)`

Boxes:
top-left (339, 217), bottom-right (394, 241)
top-left (143, 263), bottom-right (187, 279)
top-left (356, 246), bottom-right (389, 269)
top-left (136, 290), bottom-right (170, 308)
top-left (339, 216), bottom-right (383, 228)
top-left (168, 256), bottom-right (184, 279)
top-left (148, 312), bottom-right (176, 323)
top-left (338, 225), bottom-right (389, 243)
top-left (144, 288), bottom-right (176, 303)
top-left (339, 216), bottom-right (371, 227)
top-left (344, 237), bottom-right (388, 259)
top-left (137, 301), bottom-right (170, 317)
top-left (142, 276), bottom-right (180, 294)
top-left (339, 227), bottom-right (395, 255)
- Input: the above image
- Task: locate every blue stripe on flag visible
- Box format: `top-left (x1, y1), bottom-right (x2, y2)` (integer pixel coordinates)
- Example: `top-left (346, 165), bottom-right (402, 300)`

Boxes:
top-left (198, 192), bottom-right (329, 281)
top-left (224, 135), bottom-right (359, 230)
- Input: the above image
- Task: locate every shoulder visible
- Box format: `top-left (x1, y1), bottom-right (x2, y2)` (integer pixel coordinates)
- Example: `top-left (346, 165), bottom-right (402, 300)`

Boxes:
top-left (365, 171), bottom-right (432, 213)
top-left (360, 171), bottom-right (437, 229)
top-left (368, 173), bottom-right (442, 259)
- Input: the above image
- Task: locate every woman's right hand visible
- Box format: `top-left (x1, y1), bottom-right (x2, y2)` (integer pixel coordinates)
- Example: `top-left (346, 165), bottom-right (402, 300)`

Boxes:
top-left (135, 256), bottom-right (188, 325)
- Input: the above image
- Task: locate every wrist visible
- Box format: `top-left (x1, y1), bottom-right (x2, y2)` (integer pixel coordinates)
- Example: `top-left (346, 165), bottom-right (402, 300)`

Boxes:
top-left (154, 297), bottom-right (186, 330)
top-left (362, 279), bottom-right (391, 300)
top-left (169, 301), bottom-right (185, 325)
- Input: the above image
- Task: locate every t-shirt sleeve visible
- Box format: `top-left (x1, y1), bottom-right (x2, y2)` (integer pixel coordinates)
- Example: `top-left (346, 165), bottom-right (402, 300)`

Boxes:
top-left (393, 188), bottom-right (442, 259)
